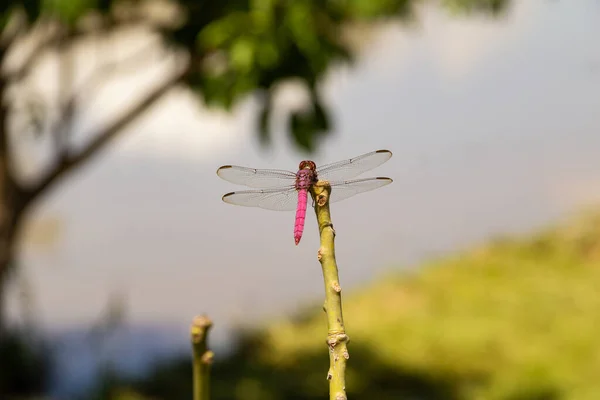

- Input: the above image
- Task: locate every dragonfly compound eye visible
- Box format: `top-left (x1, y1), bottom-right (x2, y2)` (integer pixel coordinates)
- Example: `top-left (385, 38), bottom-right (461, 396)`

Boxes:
top-left (299, 160), bottom-right (316, 171)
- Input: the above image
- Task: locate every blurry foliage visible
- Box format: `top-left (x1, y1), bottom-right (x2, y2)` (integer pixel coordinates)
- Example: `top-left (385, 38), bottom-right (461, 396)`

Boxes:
top-left (1, 0), bottom-right (510, 151)
top-left (441, 0), bottom-right (506, 15)
top-left (98, 208), bottom-right (600, 400)
top-left (0, 328), bottom-right (50, 398)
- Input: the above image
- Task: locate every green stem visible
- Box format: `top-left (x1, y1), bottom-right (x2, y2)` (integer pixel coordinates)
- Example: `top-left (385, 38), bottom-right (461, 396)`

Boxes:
top-left (191, 315), bottom-right (214, 400)
top-left (311, 180), bottom-right (349, 400)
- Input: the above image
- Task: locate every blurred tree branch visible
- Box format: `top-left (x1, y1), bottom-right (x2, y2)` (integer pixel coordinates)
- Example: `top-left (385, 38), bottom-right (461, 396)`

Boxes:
top-left (22, 61), bottom-right (189, 204)
top-left (42, 36), bottom-right (168, 190)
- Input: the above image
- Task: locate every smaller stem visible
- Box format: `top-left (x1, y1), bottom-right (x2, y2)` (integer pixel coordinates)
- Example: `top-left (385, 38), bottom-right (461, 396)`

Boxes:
top-left (191, 315), bottom-right (214, 400)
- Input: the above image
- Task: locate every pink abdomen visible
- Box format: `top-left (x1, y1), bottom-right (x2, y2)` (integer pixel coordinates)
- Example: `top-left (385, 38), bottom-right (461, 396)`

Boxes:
top-left (294, 190), bottom-right (308, 245)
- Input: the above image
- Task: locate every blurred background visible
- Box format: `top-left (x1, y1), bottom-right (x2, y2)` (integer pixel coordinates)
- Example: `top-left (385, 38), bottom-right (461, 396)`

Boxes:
top-left (1, 0), bottom-right (600, 399)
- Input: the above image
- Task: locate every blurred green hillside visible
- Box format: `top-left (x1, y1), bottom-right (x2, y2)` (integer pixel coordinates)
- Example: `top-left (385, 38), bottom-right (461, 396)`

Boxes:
top-left (112, 208), bottom-right (600, 400)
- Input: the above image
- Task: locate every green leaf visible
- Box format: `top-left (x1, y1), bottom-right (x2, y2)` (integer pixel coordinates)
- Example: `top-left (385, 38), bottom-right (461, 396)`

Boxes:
top-left (288, 96), bottom-right (331, 152)
top-left (230, 37), bottom-right (256, 72)
top-left (41, 0), bottom-right (99, 24)
top-left (197, 13), bottom-right (248, 49)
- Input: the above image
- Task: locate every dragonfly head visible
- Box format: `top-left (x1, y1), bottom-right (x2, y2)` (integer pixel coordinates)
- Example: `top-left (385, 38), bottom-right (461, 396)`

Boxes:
top-left (298, 160), bottom-right (316, 171)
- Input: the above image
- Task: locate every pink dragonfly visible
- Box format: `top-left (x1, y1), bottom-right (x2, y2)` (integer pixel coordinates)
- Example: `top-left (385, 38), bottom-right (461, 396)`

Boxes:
top-left (216, 149), bottom-right (393, 245)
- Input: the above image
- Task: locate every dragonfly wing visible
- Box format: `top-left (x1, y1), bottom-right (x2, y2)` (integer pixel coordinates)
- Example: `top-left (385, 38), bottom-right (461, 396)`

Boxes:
top-left (217, 165), bottom-right (296, 188)
top-left (222, 186), bottom-right (299, 211)
top-left (328, 177), bottom-right (393, 204)
top-left (316, 149), bottom-right (392, 181)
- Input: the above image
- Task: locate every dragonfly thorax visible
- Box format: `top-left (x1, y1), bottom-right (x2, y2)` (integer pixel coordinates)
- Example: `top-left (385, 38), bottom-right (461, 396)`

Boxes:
top-left (295, 160), bottom-right (317, 190)
top-left (296, 168), bottom-right (316, 190)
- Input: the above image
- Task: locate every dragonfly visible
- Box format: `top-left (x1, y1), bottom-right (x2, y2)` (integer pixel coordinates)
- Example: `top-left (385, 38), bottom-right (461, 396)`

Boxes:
top-left (216, 149), bottom-right (393, 245)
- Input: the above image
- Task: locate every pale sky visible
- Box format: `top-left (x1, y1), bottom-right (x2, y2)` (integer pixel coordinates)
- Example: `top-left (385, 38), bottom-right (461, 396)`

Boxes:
top-left (6, 0), bottom-right (600, 354)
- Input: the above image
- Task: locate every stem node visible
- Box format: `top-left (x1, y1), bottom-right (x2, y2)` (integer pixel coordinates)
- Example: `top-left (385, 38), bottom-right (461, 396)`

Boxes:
top-left (327, 333), bottom-right (349, 347)
top-left (201, 350), bottom-right (215, 364)
top-left (331, 281), bottom-right (342, 293)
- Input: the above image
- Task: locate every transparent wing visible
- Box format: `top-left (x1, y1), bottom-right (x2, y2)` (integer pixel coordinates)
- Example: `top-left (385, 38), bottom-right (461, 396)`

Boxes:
top-left (316, 149), bottom-right (392, 181)
top-left (328, 177), bottom-right (393, 204)
top-left (222, 186), bottom-right (299, 211)
top-left (217, 165), bottom-right (296, 188)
